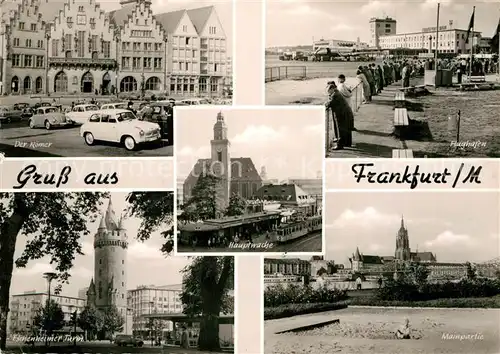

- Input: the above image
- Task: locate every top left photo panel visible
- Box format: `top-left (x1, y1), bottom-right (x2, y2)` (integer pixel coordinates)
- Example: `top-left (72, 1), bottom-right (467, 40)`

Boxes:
top-left (0, 0), bottom-right (233, 158)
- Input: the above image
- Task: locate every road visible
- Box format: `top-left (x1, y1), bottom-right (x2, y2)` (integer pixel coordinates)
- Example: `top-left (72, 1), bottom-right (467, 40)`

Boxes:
top-left (177, 231), bottom-right (322, 253)
top-left (0, 120), bottom-right (172, 157)
top-left (4, 341), bottom-right (228, 353)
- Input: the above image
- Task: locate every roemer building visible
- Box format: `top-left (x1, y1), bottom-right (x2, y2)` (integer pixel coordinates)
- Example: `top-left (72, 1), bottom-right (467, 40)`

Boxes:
top-left (0, 0), bottom-right (230, 96)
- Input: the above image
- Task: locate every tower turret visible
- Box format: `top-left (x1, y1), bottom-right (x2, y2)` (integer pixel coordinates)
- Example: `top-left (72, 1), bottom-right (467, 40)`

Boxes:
top-left (86, 278), bottom-right (96, 307)
top-left (210, 112), bottom-right (231, 217)
top-left (93, 199), bottom-right (128, 322)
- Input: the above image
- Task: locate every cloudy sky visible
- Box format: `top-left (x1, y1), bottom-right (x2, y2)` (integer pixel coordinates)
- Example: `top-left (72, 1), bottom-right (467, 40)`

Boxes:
top-left (98, 0), bottom-right (233, 51)
top-left (176, 108), bottom-right (324, 182)
top-left (266, 0), bottom-right (500, 47)
top-left (325, 192), bottom-right (500, 267)
top-left (11, 192), bottom-right (191, 298)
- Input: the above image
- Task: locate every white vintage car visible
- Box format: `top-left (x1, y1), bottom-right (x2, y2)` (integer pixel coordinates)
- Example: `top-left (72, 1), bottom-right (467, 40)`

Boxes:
top-left (80, 109), bottom-right (161, 151)
top-left (100, 102), bottom-right (129, 110)
top-left (66, 104), bottom-right (99, 125)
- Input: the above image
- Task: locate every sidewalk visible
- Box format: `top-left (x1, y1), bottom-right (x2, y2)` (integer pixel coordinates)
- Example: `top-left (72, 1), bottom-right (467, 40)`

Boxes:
top-left (265, 308), bottom-right (348, 335)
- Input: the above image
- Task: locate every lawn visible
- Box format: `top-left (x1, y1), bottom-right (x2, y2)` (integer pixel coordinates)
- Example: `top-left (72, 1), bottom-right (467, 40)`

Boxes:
top-left (264, 302), bottom-right (348, 320)
top-left (348, 294), bottom-right (500, 308)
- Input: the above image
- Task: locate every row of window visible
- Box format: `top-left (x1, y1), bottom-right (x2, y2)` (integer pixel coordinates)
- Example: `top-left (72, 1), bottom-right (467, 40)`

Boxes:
top-left (130, 30), bottom-right (153, 38)
top-left (120, 57), bottom-right (163, 70)
top-left (169, 77), bottom-right (220, 93)
top-left (381, 32), bottom-right (476, 43)
top-left (16, 22), bottom-right (37, 31)
top-left (51, 37), bottom-right (111, 58)
top-left (12, 38), bottom-right (44, 49)
top-left (11, 54), bottom-right (44, 68)
top-left (122, 41), bottom-right (163, 51)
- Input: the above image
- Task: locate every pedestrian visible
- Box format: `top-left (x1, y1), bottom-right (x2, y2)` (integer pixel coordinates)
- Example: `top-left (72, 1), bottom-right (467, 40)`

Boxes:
top-left (356, 70), bottom-right (371, 103)
top-left (325, 81), bottom-right (354, 150)
top-left (402, 63), bottom-right (411, 88)
top-left (336, 75), bottom-right (352, 106)
top-left (457, 66), bottom-right (463, 84)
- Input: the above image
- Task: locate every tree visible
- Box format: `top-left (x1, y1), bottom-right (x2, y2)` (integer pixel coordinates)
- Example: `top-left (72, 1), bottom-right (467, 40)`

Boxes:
top-left (0, 192), bottom-right (107, 350)
top-left (465, 262), bottom-right (477, 280)
top-left (405, 262), bottom-right (430, 288)
top-left (180, 257), bottom-right (233, 351)
top-left (225, 193), bottom-right (246, 217)
top-left (77, 306), bottom-right (104, 340)
top-left (126, 192), bottom-right (174, 254)
top-left (178, 173), bottom-right (219, 222)
top-left (33, 300), bottom-right (65, 334)
top-left (101, 305), bottom-right (124, 339)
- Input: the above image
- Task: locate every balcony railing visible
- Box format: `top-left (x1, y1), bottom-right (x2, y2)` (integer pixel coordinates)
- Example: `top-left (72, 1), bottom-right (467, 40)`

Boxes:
top-left (48, 57), bottom-right (117, 66)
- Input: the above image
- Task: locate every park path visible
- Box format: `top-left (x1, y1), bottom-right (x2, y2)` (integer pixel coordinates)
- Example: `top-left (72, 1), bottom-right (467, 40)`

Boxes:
top-left (265, 309), bottom-right (346, 335)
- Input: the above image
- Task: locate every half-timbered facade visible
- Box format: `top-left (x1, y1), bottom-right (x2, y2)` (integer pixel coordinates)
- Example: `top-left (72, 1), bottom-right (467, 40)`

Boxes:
top-left (109, 0), bottom-right (166, 93)
top-left (2, 0), bottom-right (47, 94)
top-left (47, 0), bottom-right (117, 94)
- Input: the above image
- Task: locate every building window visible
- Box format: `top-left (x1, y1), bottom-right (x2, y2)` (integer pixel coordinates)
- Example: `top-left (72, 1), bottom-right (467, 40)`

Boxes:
top-left (36, 56), bottom-right (44, 68)
top-left (199, 77), bottom-right (207, 92)
top-left (145, 76), bottom-right (160, 90)
top-left (154, 58), bottom-right (162, 69)
top-left (25, 39), bottom-right (31, 48)
top-left (11, 54), bottom-right (20, 67)
top-left (18, 22), bottom-right (25, 30)
top-left (210, 77), bottom-right (218, 93)
top-left (103, 41), bottom-right (110, 58)
top-left (78, 6), bottom-right (84, 12)
top-left (217, 151), bottom-right (222, 161)
top-left (209, 26), bottom-right (216, 35)
top-left (30, 23), bottom-right (36, 31)
top-left (13, 38), bottom-right (19, 47)
top-left (24, 55), bottom-right (33, 67)
top-left (183, 25), bottom-right (187, 32)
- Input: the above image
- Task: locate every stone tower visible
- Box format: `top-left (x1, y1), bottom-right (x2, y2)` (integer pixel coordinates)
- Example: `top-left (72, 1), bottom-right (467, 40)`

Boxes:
top-left (210, 112), bottom-right (231, 217)
top-left (352, 247), bottom-right (363, 271)
top-left (90, 199), bottom-right (128, 317)
top-left (395, 215), bottom-right (411, 261)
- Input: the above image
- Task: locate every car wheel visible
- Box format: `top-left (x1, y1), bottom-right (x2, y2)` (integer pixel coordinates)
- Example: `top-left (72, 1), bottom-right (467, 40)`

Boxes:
top-left (84, 132), bottom-right (95, 146)
top-left (29, 120), bottom-right (35, 129)
top-left (137, 342), bottom-right (143, 347)
top-left (123, 136), bottom-right (136, 151)
top-left (44, 120), bottom-right (51, 130)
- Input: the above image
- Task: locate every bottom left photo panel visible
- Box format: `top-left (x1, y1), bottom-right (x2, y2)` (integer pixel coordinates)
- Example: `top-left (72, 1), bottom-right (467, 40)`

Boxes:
top-left (0, 192), bottom-right (234, 353)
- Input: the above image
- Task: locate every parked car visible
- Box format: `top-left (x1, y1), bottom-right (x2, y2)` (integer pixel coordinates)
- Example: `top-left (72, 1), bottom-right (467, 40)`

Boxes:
top-left (32, 101), bottom-right (52, 110)
top-left (13, 102), bottom-right (34, 118)
top-left (0, 105), bottom-right (23, 123)
top-left (66, 104), bottom-right (100, 125)
top-left (29, 106), bottom-right (73, 130)
top-left (80, 109), bottom-right (161, 151)
top-left (114, 335), bottom-right (144, 347)
top-left (140, 101), bottom-right (188, 145)
top-left (100, 102), bottom-right (129, 110)
top-left (179, 98), bottom-right (211, 105)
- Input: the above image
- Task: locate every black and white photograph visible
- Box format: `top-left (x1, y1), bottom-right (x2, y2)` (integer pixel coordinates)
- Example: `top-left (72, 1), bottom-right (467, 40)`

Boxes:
top-left (175, 107), bottom-right (324, 254)
top-left (0, 192), bottom-right (234, 353)
top-left (0, 0), bottom-right (232, 157)
top-left (264, 191), bottom-right (500, 354)
top-left (265, 0), bottom-right (500, 158)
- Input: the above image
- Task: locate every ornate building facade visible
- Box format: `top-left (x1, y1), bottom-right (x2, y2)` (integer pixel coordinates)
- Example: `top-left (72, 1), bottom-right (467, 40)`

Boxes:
top-left (0, 0), bottom-right (229, 96)
top-left (86, 199), bottom-right (128, 319)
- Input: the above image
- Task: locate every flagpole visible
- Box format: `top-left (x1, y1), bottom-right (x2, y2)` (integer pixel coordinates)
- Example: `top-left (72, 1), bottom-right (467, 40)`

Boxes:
top-left (469, 6), bottom-right (475, 79)
top-left (435, 3), bottom-right (440, 86)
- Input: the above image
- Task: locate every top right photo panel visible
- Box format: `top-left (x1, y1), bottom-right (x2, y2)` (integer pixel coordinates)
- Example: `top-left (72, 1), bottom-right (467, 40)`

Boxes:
top-left (265, 1), bottom-right (500, 158)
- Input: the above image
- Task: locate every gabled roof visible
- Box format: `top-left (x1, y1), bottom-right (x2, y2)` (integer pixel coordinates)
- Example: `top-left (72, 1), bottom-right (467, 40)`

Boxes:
top-left (154, 9), bottom-right (185, 34)
top-left (411, 251), bottom-right (436, 262)
top-left (186, 5), bottom-right (213, 34)
top-left (183, 157), bottom-right (262, 189)
top-left (253, 184), bottom-right (311, 203)
top-left (108, 3), bottom-right (136, 26)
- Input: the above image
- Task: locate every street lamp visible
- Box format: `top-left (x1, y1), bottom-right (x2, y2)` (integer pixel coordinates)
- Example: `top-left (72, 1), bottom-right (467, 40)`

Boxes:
top-left (42, 272), bottom-right (57, 346)
top-left (149, 301), bottom-right (154, 346)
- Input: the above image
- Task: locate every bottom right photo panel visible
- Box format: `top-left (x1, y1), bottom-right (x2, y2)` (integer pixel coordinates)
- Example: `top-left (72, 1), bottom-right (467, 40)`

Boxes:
top-left (264, 191), bottom-right (500, 354)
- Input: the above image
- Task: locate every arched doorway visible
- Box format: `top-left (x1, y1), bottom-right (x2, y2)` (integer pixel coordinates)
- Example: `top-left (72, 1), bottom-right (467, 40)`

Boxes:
top-left (23, 77), bottom-right (32, 94)
top-left (120, 76), bottom-right (137, 92)
top-left (81, 72), bottom-right (94, 93)
top-left (35, 77), bottom-right (43, 93)
top-left (54, 71), bottom-right (68, 93)
top-left (102, 72), bottom-right (111, 95)
top-left (145, 77), bottom-right (160, 91)
top-left (11, 76), bottom-right (19, 94)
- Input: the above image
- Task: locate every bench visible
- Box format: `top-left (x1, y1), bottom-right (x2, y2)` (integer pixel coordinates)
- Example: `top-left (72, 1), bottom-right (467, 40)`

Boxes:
top-left (394, 108), bottom-right (409, 126)
top-left (469, 76), bottom-right (486, 83)
top-left (394, 92), bottom-right (406, 108)
top-left (392, 149), bottom-right (414, 158)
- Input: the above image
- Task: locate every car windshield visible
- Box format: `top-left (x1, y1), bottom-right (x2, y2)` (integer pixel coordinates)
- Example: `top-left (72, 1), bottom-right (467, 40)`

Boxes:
top-left (85, 105), bottom-right (99, 111)
top-left (115, 103), bottom-right (128, 109)
top-left (45, 108), bottom-right (58, 113)
top-left (117, 111), bottom-right (136, 122)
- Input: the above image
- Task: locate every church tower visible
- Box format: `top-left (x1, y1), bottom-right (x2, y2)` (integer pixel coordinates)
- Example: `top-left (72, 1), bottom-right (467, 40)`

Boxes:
top-left (92, 199), bottom-right (128, 318)
top-left (352, 247), bottom-right (363, 271)
top-left (210, 112), bottom-right (231, 217)
top-left (395, 215), bottom-right (411, 261)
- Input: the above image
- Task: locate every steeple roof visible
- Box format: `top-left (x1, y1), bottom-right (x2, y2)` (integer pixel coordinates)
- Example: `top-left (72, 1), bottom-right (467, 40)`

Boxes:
top-left (354, 247), bottom-right (361, 260)
top-left (98, 199), bottom-right (123, 231)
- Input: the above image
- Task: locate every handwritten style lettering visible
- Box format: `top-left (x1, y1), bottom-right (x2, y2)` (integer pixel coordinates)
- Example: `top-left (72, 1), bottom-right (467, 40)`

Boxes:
top-left (14, 164), bottom-right (71, 189)
top-left (84, 172), bottom-right (119, 185)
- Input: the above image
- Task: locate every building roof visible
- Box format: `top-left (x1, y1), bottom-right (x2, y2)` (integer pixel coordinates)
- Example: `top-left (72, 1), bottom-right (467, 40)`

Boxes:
top-left (186, 6), bottom-right (213, 34)
top-left (154, 9), bottom-right (185, 34)
top-left (252, 184), bottom-right (313, 204)
top-left (360, 255), bottom-right (384, 264)
top-left (11, 292), bottom-right (85, 300)
top-left (183, 157), bottom-right (262, 188)
top-left (107, 3), bottom-right (136, 27)
top-left (98, 199), bottom-right (123, 230)
top-left (411, 251), bottom-right (436, 262)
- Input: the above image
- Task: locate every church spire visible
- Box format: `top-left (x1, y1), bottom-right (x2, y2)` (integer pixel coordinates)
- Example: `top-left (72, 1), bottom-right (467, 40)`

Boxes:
top-left (213, 111), bottom-right (228, 140)
top-left (401, 215), bottom-right (405, 228)
top-left (354, 247), bottom-right (361, 260)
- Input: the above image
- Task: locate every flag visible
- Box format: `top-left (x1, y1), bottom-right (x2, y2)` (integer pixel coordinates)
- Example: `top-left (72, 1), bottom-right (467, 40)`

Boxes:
top-left (465, 8), bottom-right (475, 44)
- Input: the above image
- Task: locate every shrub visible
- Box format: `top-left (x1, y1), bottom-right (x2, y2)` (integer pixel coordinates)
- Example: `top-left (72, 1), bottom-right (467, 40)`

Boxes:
top-left (264, 283), bottom-right (348, 308)
top-left (264, 302), bottom-right (348, 320)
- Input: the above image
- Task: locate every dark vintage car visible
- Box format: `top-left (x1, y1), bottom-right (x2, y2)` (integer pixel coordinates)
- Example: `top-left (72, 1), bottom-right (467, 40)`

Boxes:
top-left (13, 102), bottom-right (34, 118)
top-left (0, 105), bottom-right (23, 123)
top-left (114, 335), bottom-right (144, 347)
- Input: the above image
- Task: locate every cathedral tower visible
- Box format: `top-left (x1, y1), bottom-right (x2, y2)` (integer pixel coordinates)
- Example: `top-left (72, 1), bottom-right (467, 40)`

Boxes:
top-left (395, 215), bottom-right (411, 261)
top-left (210, 112), bottom-right (231, 216)
top-left (91, 199), bottom-right (128, 317)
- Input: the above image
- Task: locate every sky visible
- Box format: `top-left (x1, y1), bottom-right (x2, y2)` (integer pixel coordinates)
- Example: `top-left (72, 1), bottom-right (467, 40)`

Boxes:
top-left (10, 192), bottom-right (191, 298)
top-left (176, 108), bottom-right (324, 182)
top-left (266, 0), bottom-right (500, 47)
top-left (324, 192), bottom-right (500, 267)
top-left (86, 0), bottom-right (233, 53)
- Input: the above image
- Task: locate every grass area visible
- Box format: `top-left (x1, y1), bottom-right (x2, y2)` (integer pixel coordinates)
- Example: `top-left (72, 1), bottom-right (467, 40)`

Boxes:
top-left (348, 294), bottom-right (500, 308)
top-left (264, 302), bottom-right (348, 320)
